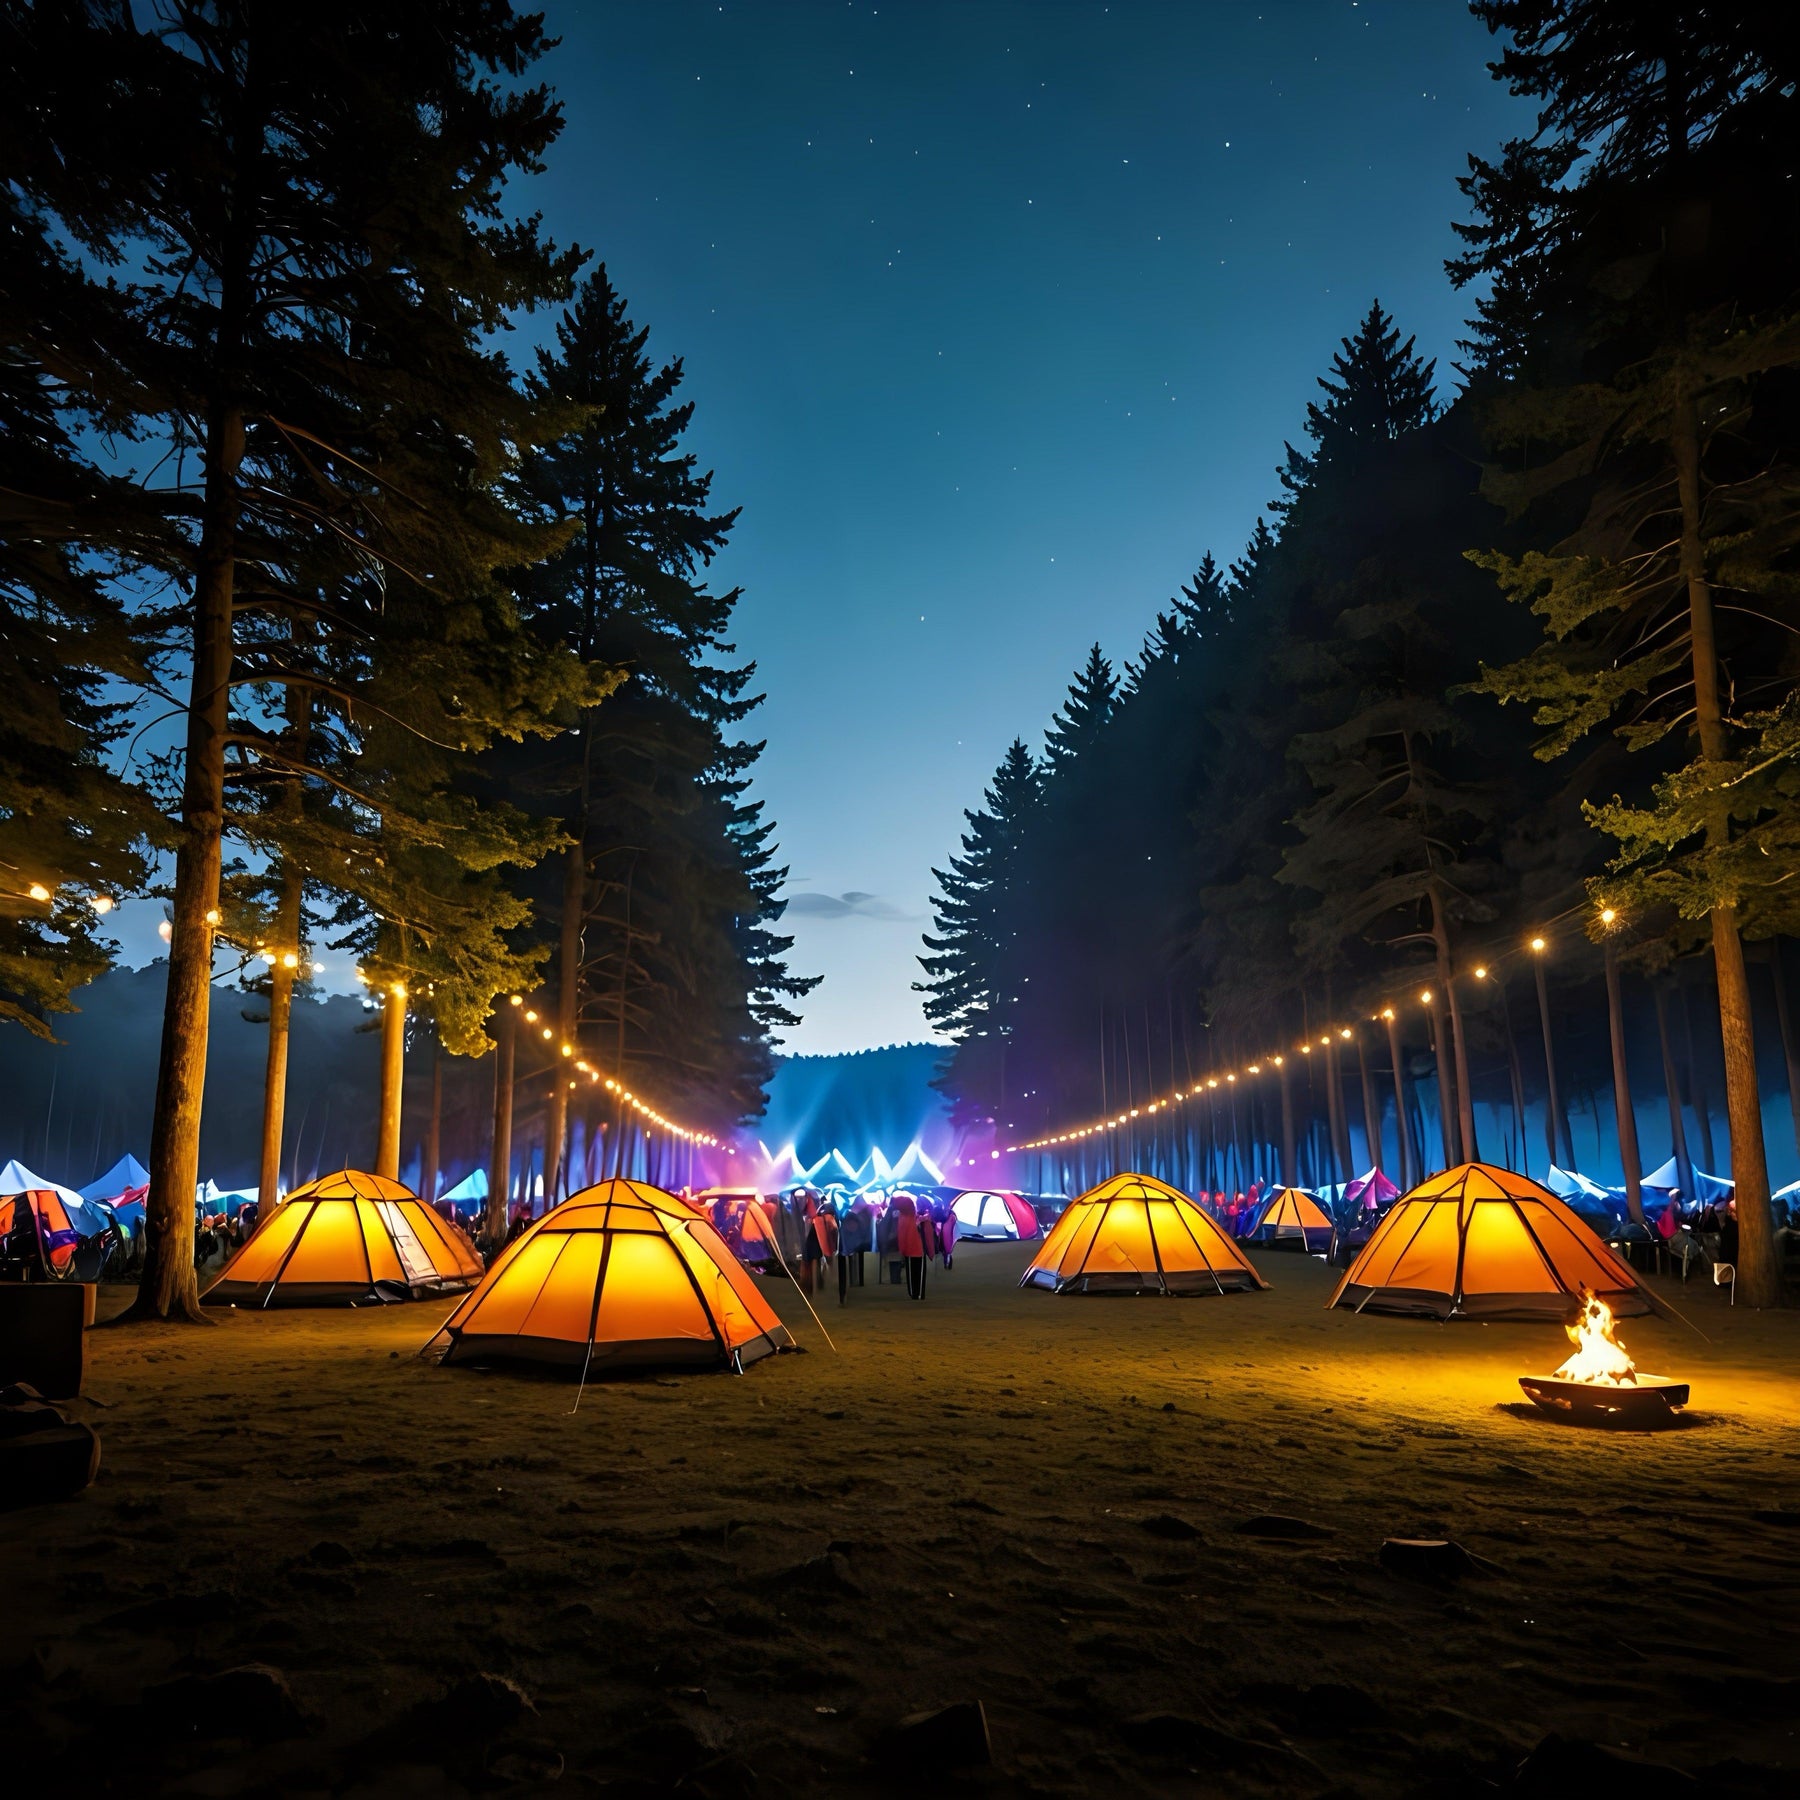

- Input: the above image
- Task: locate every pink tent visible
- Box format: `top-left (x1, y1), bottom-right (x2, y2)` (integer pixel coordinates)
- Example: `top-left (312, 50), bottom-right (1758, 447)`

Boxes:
top-left (1343, 1167), bottom-right (1400, 1213)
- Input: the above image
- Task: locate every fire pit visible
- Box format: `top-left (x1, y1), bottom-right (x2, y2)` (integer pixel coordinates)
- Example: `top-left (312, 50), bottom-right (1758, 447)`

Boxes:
top-left (1519, 1287), bottom-right (1688, 1426)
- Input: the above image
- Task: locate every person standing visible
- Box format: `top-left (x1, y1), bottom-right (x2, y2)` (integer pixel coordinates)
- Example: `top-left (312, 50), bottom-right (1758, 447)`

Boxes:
top-left (895, 1193), bottom-right (925, 1299)
top-left (917, 1200), bottom-right (937, 1299)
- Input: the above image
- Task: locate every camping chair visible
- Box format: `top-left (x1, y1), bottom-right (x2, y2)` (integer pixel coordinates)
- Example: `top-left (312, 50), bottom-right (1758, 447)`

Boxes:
top-left (1713, 1261), bottom-right (1736, 1306)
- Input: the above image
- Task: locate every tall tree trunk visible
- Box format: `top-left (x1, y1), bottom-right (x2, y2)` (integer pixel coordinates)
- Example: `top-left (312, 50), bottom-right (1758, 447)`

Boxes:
top-left (1767, 939), bottom-right (1800, 1168)
top-left (1532, 948), bottom-right (1570, 1168)
top-left (1500, 981), bottom-right (1529, 1177)
top-left (1278, 1056), bottom-right (1296, 1188)
top-left (1427, 881), bottom-right (1475, 1162)
top-left (1654, 982), bottom-right (1693, 1203)
top-left (1324, 1040), bottom-right (1350, 1191)
top-left (423, 1036), bottom-right (442, 1204)
top-left (131, 400), bottom-right (245, 1324)
top-left (1355, 1030), bottom-right (1380, 1176)
top-left (1383, 1009), bottom-right (1414, 1188)
top-left (1675, 385), bottom-right (1779, 1304)
top-left (1603, 937), bottom-right (1643, 1224)
top-left (1424, 992), bottom-right (1457, 1169)
top-left (487, 1005), bottom-right (515, 1247)
top-left (258, 937), bottom-right (296, 1216)
top-left (376, 984), bottom-right (405, 1179)
top-left (543, 834), bottom-right (585, 1203)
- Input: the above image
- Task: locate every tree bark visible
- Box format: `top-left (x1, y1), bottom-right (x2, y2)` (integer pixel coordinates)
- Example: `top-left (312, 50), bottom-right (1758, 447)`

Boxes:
top-left (376, 984), bottom-right (405, 1180)
top-left (1675, 382), bottom-right (1779, 1304)
top-left (131, 399), bottom-right (244, 1325)
top-left (487, 1005), bottom-right (514, 1247)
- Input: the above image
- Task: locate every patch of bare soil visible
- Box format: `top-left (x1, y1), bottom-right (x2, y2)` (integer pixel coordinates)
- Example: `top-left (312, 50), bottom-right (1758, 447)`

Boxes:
top-left (5, 1245), bottom-right (1798, 1796)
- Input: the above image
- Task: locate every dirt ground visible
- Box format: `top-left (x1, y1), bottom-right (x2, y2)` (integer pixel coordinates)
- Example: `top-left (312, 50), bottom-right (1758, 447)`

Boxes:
top-left (5, 1240), bottom-right (1799, 1797)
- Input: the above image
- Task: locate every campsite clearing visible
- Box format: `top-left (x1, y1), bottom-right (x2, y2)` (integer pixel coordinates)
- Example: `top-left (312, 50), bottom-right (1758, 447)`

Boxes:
top-left (5, 1246), bottom-right (1797, 1796)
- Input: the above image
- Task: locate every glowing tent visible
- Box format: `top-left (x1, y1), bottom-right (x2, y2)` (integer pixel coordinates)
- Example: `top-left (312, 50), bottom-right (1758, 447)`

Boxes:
top-left (951, 1190), bottom-right (1040, 1241)
top-left (204, 1170), bottom-right (482, 1308)
top-left (1021, 1172), bottom-right (1269, 1296)
top-left (1244, 1186), bottom-right (1333, 1252)
top-left (425, 1178), bottom-right (793, 1373)
top-left (1329, 1162), bottom-right (1651, 1320)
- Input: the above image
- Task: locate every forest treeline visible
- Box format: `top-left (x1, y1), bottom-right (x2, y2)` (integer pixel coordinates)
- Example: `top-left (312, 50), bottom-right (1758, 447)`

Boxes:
top-left (0, 2), bottom-right (810, 1319)
top-left (919, 2), bottom-right (1800, 1304)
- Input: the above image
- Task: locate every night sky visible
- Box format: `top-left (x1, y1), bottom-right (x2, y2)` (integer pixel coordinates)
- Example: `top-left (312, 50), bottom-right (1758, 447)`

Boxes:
top-left (525, 0), bottom-right (1532, 1053)
top-left (106, 1), bottom-right (1533, 1055)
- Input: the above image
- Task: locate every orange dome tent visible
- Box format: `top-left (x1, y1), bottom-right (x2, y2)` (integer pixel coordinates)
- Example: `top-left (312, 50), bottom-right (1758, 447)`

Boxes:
top-left (204, 1170), bottom-right (481, 1308)
top-left (424, 1178), bottom-right (793, 1374)
top-left (1328, 1162), bottom-right (1651, 1320)
top-left (1244, 1186), bottom-right (1333, 1252)
top-left (1021, 1172), bottom-right (1269, 1296)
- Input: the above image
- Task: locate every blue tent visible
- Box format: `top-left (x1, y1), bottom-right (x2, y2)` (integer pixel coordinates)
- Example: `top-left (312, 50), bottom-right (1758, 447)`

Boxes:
top-left (1545, 1164), bottom-right (1626, 1229)
top-left (438, 1168), bottom-right (488, 1214)
top-left (1642, 1156), bottom-right (1734, 1204)
top-left (80, 1153), bottom-right (149, 1204)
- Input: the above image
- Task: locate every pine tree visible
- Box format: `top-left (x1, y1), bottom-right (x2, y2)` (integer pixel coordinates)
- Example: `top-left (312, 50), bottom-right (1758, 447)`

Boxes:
top-left (1043, 645), bottom-right (1118, 777)
top-left (15, 1), bottom-right (594, 1317)
top-left (1227, 517), bottom-right (1280, 612)
top-left (0, 136), bottom-right (162, 1034)
top-left (1277, 301), bottom-right (1438, 509)
top-left (918, 739), bottom-right (1041, 1052)
top-left (511, 265), bottom-right (812, 1178)
top-left (1463, 0), bottom-right (1800, 1304)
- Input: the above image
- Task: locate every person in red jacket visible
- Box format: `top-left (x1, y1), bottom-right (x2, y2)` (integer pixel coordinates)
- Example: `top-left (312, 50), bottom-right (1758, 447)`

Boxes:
top-left (894, 1193), bottom-right (926, 1299)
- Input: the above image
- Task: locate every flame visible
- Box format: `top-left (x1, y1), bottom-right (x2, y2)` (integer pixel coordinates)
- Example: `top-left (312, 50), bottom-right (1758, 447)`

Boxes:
top-left (1553, 1286), bottom-right (1638, 1386)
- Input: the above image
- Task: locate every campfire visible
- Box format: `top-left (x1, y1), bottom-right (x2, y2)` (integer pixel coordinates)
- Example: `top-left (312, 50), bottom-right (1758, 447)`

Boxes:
top-left (1518, 1287), bottom-right (1688, 1425)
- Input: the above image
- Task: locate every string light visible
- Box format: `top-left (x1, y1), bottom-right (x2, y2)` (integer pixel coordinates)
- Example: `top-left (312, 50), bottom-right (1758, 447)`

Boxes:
top-left (1530, 936), bottom-right (1547, 952)
top-left (602, 1077), bottom-right (726, 1147)
top-left (89, 894), bottom-right (113, 914)
top-left (1600, 907), bottom-right (1617, 926)
top-left (27, 883), bottom-right (50, 902)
